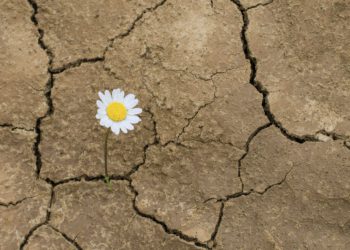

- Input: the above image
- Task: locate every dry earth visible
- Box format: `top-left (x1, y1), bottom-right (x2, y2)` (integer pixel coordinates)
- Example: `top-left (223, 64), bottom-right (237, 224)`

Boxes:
top-left (0, 0), bottom-right (349, 249)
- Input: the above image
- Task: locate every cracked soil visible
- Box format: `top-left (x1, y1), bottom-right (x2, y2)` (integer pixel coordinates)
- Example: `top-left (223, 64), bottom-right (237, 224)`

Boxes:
top-left (0, 0), bottom-right (350, 249)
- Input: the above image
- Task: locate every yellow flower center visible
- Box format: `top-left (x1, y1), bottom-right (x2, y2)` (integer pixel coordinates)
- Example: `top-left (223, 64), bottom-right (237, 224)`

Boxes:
top-left (106, 102), bottom-right (127, 122)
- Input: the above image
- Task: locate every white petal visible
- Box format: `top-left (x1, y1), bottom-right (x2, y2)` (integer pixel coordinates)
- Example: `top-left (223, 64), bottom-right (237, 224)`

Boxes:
top-left (118, 121), bottom-right (130, 133)
top-left (124, 94), bottom-right (135, 102)
top-left (112, 89), bottom-right (121, 99)
top-left (127, 115), bottom-right (141, 124)
top-left (128, 108), bottom-right (142, 115)
top-left (125, 99), bottom-right (138, 109)
top-left (120, 125), bottom-right (128, 134)
top-left (104, 90), bottom-right (113, 103)
top-left (101, 117), bottom-right (112, 128)
top-left (100, 118), bottom-right (107, 127)
top-left (98, 108), bottom-right (106, 115)
top-left (105, 120), bottom-right (113, 128)
top-left (96, 113), bottom-right (104, 119)
top-left (115, 93), bottom-right (124, 102)
top-left (98, 91), bottom-right (106, 103)
top-left (124, 122), bottom-right (134, 130)
top-left (96, 100), bottom-right (105, 109)
top-left (124, 94), bottom-right (138, 109)
top-left (111, 124), bottom-right (121, 135)
top-left (115, 90), bottom-right (125, 102)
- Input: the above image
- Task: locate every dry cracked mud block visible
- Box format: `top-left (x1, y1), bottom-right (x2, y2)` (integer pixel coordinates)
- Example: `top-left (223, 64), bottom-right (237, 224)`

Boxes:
top-left (0, 189), bottom-right (51, 250)
top-left (181, 69), bottom-right (268, 149)
top-left (248, 0), bottom-right (350, 137)
top-left (0, 0), bottom-right (48, 128)
top-left (0, 127), bottom-right (51, 249)
top-left (36, 0), bottom-right (161, 68)
top-left (105, 0), bottom-right (249, 143)
top-left (216, 127), bottom-right (350, 249)
top-left (0, 128), bottom-right (39, 203)
top-left (241, 126), bottom-right (350, 195)
top-left (216, 180), bottom-right (350, 249)
top-left (0, 129), bottom-right (51, 248)
top-left (216, 181), bottom-right (350, 249)
top-left (40, 63), bottom-right (154, 181)
top-left (50, 181), bottom-right (199, 250)
top-left (133, 141), bottom-right (243, 242)
top-left (24, 225), bottom-right (76, 250)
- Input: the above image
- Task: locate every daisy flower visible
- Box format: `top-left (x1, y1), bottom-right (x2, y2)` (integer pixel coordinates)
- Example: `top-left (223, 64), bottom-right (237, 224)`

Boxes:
top-left (96, 89), bottom-right (142, 135)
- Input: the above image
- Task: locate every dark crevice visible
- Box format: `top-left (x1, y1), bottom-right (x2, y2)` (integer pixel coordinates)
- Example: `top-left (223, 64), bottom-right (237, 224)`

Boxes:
top-left (19, 186), bottom-right (54, 249)
top-left (128, 182), bottom-right (209, 249)
top-left (225, 191), bottom-right (252, 201)
top-left (49, 225), bottom-right (83, 250)
top-left (246, 0), bottom-right (274, 10)
top-left (27, 0), bottom-right (54, 63)
top-left (208, 202), bottom-right (224, 248)
top-left (316, 129), bottom-right (350, 141)
top-left (0, 197), bottom-right (32, 208)
top-left (27, 0), bottom-right (55, 177)
top-left (219, 190), bottom-right (251, 202)
top-left (253, 167), bottom-right (293, 195)
top-left (230, 0), bottom-right (318, 144)
top-left (42, 174), bottom-right (129, 187)
top-left (238, 123), bottom-right (272, 178)
top-left (126, 109), bottom-right (158, 177)
top-left (201, 123), bottom-right (272, 203)
top-left (103, 0), bottom-right (168, 56)
top-left (210, 0), bottom-right (214, 8)
top-left (175, 100), bottom-right (214, 143)
top-left (33, 118), bottom-right (43, 176)
top-left (219, 168), bottom-right (291, 203)
top-left (175, 83), bottom-right (217, 145)
top-left (19, 222), bottom-right (46, 249)
top-left (220, 128), bottom-right (294, 202)
top-left (32, 74), bottom-right (54, 176)
top-left (0, 124), bottom-right (34, 132)
top-left (126, 140), bottom-right (157, 178)
top-left (50, 57), bottom-right (104, 74)
top-left (237, 122), bottom-right (272, 193)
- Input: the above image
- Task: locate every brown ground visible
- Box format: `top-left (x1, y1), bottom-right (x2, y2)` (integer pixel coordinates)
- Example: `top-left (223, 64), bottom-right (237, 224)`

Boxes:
top-left (0, 0), bottom-right (349, 249)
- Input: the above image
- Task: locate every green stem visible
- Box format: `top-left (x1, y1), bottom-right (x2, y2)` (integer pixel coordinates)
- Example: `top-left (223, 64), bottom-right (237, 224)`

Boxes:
top-left (104, 128), bottom-right (111, 182)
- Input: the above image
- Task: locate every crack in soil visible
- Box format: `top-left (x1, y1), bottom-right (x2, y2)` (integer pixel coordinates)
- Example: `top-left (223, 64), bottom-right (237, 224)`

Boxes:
top-left (49, 225), bottom-right (83, 250)
top-left (316, 129), bottom-right (350, 141)
top-left (246, 0), bottom-right (274, 10)
top-left (50, 57), bottom-right (104, 74)
top-left (206, 168), bottom-right (293, 247)
top-left (128, 181), bottom-right (210, 249)
top-left (207, 202), bottom-right (224, 248)
top-left (125, 110), bottom-right (159, 178)
top-left (252, 167), bottom-right (294, 195)
top-left (199, 122), bottom-right (272, 203)
top-left (174, 83), bottom-right (217, 145)
top-left (42, 174), bottom-right (130, 188)
top-left (237, 123), bottom-right (272, 180)
top-left (0, 124), bottom-right (34, 132)
top-left (0, 197), bottom-right (33, 208)
top-left (102, 0), bottom-right (168, 57)
top-left (26, 0), bottom-right (55, 177)
top-left (19, 186), bottom-right (54, 249)
top-left (230, 0), bottom-right (318, 144)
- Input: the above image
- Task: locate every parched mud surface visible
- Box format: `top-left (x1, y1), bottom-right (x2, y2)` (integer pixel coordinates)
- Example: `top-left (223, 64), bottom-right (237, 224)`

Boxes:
top-left (1, 0), bottom-right (349, 249)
